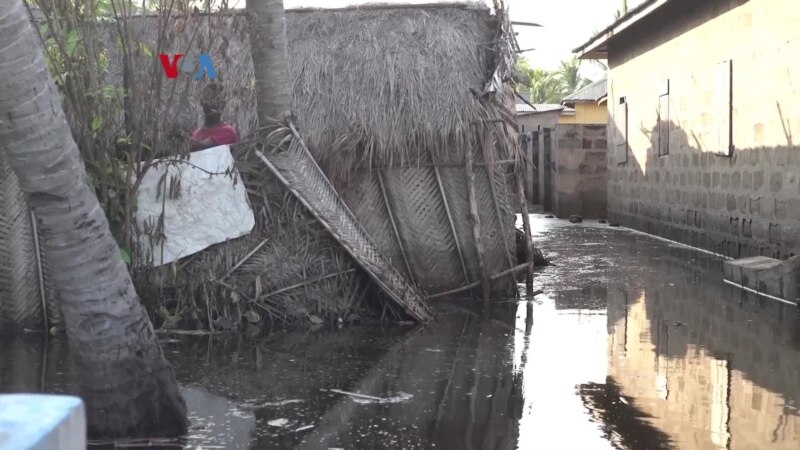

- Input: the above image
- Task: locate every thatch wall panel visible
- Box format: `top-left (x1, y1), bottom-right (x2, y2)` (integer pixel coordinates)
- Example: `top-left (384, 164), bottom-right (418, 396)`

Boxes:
top-left (383, 168), bottom-right (466, 293)
top-left (0, 156), bottom-right (61, 332)
top-left (0, 159), bottom-right (42, 331)
top-left (340, 173), bottom-right (412, 282)
top-left (474, 163), bottom-right (515, 291)
top-left (437, 167), bottom-right (481, 284)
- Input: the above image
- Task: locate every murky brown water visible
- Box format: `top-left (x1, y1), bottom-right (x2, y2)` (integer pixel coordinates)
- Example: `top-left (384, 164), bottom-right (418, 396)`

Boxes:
top-left (2, 217), bottom-right (800, 449)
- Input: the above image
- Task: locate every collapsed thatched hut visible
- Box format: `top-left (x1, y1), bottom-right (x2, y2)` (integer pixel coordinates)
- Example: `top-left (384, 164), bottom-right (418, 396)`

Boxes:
top-left (2, 2), bottom-right (523, 330)
top-left (285, 4), bottom-right (520, 297)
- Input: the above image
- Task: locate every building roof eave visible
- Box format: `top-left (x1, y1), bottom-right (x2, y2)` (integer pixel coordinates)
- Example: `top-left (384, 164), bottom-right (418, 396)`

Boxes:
top-left (572, 0), bottom-right (672, 59)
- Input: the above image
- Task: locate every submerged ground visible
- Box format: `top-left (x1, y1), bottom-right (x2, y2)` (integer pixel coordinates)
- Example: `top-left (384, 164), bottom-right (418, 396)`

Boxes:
top-left (2, 217), bottom-right (800, 449)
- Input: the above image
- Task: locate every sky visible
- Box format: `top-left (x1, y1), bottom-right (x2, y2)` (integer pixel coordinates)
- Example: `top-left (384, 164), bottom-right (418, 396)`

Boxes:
top-left (224, 0), bottom-right (645, 80)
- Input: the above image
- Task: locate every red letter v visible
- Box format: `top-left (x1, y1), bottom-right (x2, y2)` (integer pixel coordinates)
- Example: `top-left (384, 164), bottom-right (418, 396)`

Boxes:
top-left (159, 54), bottom-right (183, 79)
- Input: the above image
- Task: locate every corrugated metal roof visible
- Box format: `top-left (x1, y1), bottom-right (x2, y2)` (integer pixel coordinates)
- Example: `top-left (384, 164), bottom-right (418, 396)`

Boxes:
top-left (562, 78), bottom-right (608, 103)
top-left (516, 104), bottom-right (563, 113)
top-left (516, 103), bottom-right (571, 114)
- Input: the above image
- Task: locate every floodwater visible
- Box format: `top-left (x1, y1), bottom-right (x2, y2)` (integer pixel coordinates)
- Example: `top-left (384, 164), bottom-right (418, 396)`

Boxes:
top-left (2, 217), bottom-right (800, 449)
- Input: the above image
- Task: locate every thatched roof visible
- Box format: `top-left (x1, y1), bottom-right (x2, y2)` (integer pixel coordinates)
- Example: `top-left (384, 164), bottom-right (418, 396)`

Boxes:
top-left (75, 3), bottom-right (498, 166)
top-left (285, 3), bottom-right (499, 170)
top-left (38, 2), bottom-right (506, 173)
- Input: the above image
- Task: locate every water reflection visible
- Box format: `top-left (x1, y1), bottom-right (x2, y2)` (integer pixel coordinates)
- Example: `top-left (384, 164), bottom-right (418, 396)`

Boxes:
top-left (606, 287), bottom-right (800, 449)
top-left (2, 220), bottom-right (800, 449)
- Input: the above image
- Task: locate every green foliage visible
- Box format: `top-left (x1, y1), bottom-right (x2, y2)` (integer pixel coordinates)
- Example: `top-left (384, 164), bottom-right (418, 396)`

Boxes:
top-left (555, 57), bottom-right (592, 96)
top-left (27, 0), bottom-right (170, 266)
top-left (514, 57), bottom-right (593, 104)
top-left (120, 247), bottom-right (132, 265)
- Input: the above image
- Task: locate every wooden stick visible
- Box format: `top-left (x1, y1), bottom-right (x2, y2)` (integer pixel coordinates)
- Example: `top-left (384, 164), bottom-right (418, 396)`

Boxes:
top-left (429, 262), bottom-right (532, 300)
top-left (259, 269), bottom-right (357, 300)
top-left (515, 162), bottom-right (535, 291)
top-left (377, 171), bottom-right (416, 285)
top-left (482, 131), bottom-right (515, 270)
top-left (355, 160), bottom-right (517, 172)
top-left (433, 165), bottom-right (471, 289)
top-left (324, 389), bottom-right (384, 402)
top-left (218, 237), bottom-right (270, 280)
top-left (30, 210), bottom-right (47, 332)
top-left (465, 147), bottom-right (491, 305)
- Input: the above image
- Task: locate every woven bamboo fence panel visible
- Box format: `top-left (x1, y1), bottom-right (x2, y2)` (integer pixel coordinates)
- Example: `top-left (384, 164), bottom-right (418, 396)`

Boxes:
top-left (342, 150), bottom-right (517, 298)
top-left (0, 154), bottom-right (60, 332)
top-left (436, 166), bottom-right (482, 283)
top-left (381, 167), bottom-right (468, 294)
top-left (340, 174), bottom-right (414, 282)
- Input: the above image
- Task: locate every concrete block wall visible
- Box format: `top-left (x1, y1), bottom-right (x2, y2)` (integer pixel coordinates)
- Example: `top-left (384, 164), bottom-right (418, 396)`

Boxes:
top-left (606, 0), bottom-right (800, 259)
top-left (553, 124), bottom-right (608, 218)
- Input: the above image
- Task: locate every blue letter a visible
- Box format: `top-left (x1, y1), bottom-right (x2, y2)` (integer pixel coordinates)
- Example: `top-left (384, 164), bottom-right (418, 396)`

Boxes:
top-left (194, 53), bottom-right (217, 80)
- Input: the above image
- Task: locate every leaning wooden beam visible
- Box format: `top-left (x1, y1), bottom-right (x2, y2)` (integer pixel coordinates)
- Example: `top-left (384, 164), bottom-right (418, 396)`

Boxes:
top-left (376, 170), bottom-right (416, 286)
top-left (361, 160), bottom-right (518, 171)
top-left (429, 262), bottom-right (533, 300)
top-left (254, 132), bottom-right (433, 322)
top-left (259, 268), bottom-right (357, 300)
top-left (433, 166), bottom-right (471, 288)
top-left (30, 210), bottom-right (47, 332)
top-left (217, 237), bottom-right (270, 281)
top-left (465, 148), bottom-right (491, 304)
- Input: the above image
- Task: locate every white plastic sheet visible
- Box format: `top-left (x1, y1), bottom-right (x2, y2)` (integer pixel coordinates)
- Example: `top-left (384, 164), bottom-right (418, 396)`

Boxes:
top-left (135, 145), bottom-right (255, 266)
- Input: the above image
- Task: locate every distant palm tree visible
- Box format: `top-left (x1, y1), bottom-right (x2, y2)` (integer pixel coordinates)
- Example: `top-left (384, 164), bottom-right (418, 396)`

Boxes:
top-left (527, 69), bottom-right (564, 103)
top-left (514, 59), bottom-right (564, 103)
top-left (555, 57), bottom-right (592, 97)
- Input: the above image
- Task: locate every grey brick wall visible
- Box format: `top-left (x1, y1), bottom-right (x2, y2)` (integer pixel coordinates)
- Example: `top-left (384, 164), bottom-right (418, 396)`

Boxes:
top-left (605, 0), bottom-right (800, 259)
top-left (609, 146), bottom-right (800, 259)
top-left (554, 124), bottom-right (608, 218)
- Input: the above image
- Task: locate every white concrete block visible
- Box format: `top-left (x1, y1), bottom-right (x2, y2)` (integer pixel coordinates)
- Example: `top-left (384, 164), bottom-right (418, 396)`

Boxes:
top-left (0, 394), bottom-right (86, 450)
top-left (134, 145), bottom-right (255, 266)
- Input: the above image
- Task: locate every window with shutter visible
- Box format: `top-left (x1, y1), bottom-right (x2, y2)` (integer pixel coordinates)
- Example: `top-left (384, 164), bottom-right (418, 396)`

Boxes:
top-left (616, 96), bottom-right (628, 165)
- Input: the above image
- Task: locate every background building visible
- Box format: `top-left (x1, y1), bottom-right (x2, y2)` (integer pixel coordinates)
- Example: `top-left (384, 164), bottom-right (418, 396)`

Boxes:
top-left (575, 0), bottom-right (800, 259)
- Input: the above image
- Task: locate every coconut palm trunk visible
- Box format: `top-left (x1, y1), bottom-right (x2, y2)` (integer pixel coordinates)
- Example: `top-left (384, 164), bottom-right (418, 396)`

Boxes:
top-left (248, 0), bottom-right (293, 120)
top-left (0, 0), bottom-right (187, 439)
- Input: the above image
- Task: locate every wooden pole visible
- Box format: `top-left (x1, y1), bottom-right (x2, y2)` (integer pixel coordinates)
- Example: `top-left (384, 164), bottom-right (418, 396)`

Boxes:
top-left (466, 147), bottom-right (491, 306)
top-left (428, 262), bottom-right (533, 300)
top-left (482, 132), bottom-right (515, 269)
top-left (433, 166), bottom-right (472, 290)
top-left (515, 163), bottom-right (535, 292)
top-left (377, 171), bottom-right (417, 285)
top-left (526, 133), bottom-right (535, 203)
top-left (537, 130), bottom-right (546, 207)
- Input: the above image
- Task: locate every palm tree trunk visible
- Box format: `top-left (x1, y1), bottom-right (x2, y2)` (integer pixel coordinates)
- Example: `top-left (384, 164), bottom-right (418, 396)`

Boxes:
top-left (247, 0), bottom-right (293, 121)
top-left (0, 0), bottom-right (187, 439)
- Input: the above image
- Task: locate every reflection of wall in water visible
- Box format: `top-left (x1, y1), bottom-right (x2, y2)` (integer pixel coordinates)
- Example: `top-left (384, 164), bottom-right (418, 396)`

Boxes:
top-left (607, 286), bottom-right (800, 449)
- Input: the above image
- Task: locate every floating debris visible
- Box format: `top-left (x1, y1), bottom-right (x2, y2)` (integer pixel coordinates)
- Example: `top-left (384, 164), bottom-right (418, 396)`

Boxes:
top-left (296, 424), bottom-right (315, 432)
top-left (268, 418), bottom-right (290, 428)
top-left (241, 399), bottom-right (304, 409)
top-left (324, 389), bottom-right (413, 404)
